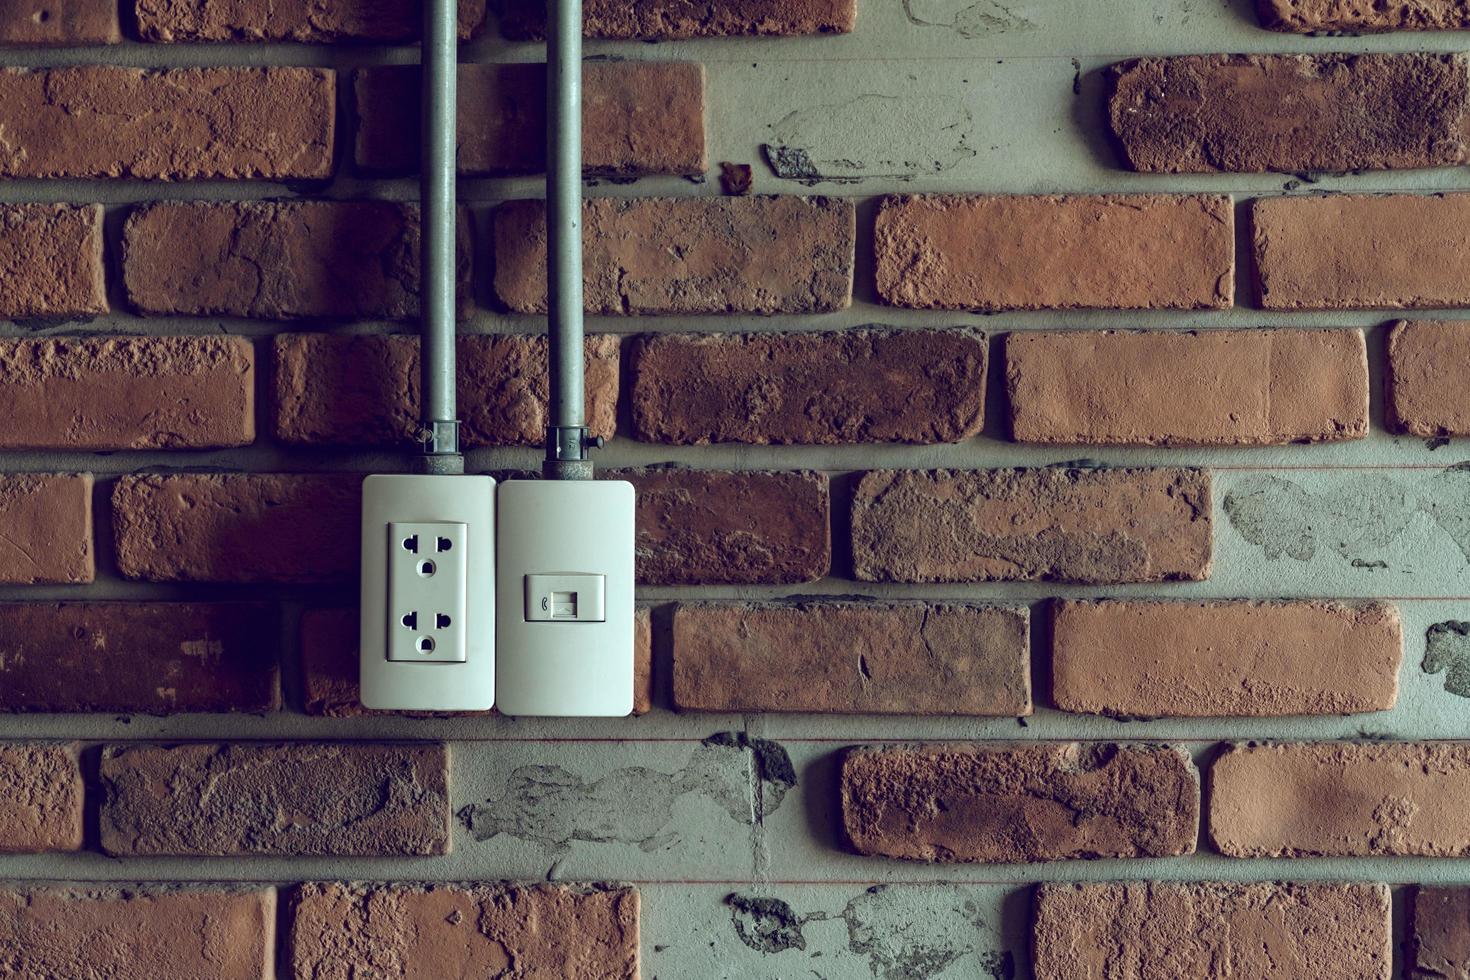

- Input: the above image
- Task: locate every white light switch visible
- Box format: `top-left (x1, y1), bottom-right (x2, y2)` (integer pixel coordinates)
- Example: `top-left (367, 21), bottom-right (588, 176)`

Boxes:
top-left (525, 573), bottom-right (606, 622)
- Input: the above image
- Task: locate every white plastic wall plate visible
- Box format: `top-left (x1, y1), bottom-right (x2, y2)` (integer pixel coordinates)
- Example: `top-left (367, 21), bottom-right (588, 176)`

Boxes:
top-left (495, 479), bottom-right (635, 717)
top-left (360, 474), bottom-right (495, 711)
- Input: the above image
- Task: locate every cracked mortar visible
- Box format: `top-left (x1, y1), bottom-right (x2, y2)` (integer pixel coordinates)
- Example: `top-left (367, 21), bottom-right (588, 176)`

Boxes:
top-left (1424, 621), bottom-right (1470, 698)
top-left (1223, 464), bottom-right (1470, 565)
top-left (724, 886), bottom-right (1015, 979)
top-left (458, 733), bottom-right (796, 861)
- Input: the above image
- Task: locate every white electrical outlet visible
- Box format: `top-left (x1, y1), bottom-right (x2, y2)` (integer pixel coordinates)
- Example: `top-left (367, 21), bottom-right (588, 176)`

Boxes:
top-left (495, 479), bottom-right (635, 717)
top-left (360, 474), bottom-right (495, 711)
top-left (387, 521), bottom-right (467, 662)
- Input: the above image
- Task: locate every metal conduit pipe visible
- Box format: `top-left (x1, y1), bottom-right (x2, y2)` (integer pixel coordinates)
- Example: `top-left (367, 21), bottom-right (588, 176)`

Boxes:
top-left (543, 0), bottom-right (600, 480)
top-left (417, 0), bottom-right (463, 474)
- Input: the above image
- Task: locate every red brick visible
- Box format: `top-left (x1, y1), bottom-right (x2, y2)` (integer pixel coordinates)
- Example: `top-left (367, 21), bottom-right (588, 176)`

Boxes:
top-left (113, 473), bottom-right (359, 584)
top-left (0, 886), bottom-right (275, 979)
top-left (271, 333), bottom-right (619, 448)
top-left (123, 201), bottom-right (470, 320)
top-left (615, 469), bottom-right (830, 585)
top-left (842, 742), bottom-right (1199, 862)
top-left (0, 474), bottom-right (92, 584)
top-left (136, 0), bottom-right (484, 40)
top-left (1034, 882), bottom-right (1391, 980)
top-left (288, 882), bottom-right (637, 979)
top-left (875, 193), bottom-right (1234, 311)
top-left (1388, 320), bottom-right (1470, 436)
top-left (355, 62), bottom-right (704, 177)
top-left (851, 467), bottom-right (1212, 584)
top-left (1052, 600), bottom-right (1402, 718)
top-left (0, 743), bottom-right (82, 853)
top-left (1253, 193), bottom-right (1470, 310)
top-left (1411, 887), bottom-right (1470, 980)
top-left (1211, 741), bottom-right (1470, 857)
top-left (1006, 328), bottom-right (1367, 446)
top-left (494, 196), bottom-right (854, 315)
top-left (100, 741), bottom-right (449, 856)
top-left (673, 601), bottom-right (1030, 715)
top-left (628, 328), bottom-right (986, 445)
top-left (0, 67), bottom-right (332, 179)
top-left (1259, 0), bottom-right (1470, 31)
top-left (0, 602), bottom-right (279, 714)
top-left (0, 204), bottom-right (106, 318)
top-left (498, 0), bottom-right (855, 38)
top-left (0, 336), bottom-right (254, 451)
top-left (301, 606), bottom-right (653, 717)
top-left (0, 0), bottom-right (119, 43)
top-left (1109, 54), bottom-right (1469, 174)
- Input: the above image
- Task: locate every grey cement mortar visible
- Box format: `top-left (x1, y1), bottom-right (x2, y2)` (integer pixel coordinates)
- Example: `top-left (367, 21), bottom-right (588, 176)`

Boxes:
top-left (1, 2), bottom-right (1470, 977)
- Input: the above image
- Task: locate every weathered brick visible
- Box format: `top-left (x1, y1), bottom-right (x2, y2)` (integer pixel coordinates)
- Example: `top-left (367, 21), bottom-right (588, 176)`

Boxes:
top-left (0, 602), bottom-right (279, 714)
top-left (1411, 887), bottom-right (1470, 980)
top-left (272, 333), bottom-right (618, 448)
top-left (1259, 0), bottom-right (1470, 31)
top-left (301, 606), bottom-right (653, 717)
top-left (875, 193), bottom-right (1234, 311)
top-left (100, 741), bottom-right (449, 856)
top-left (1253, 193), bottom-right (1470, 310)
top-left (0, 0), bottom-right (119, 43)
top-left (136, 0), bottom-right (484, 41)
top-left (1033, 882), bottom-right (1391, 980)
top-left (0, 67), bottom-right (332, 179)
top-left (0, 886), bottom-right (275, 979)
top-left (498, 0), bottom-right (855, 39)
top-left (1109, 54), bottom-right (1470, 174)
top-left (674, 601), bottom-right (1030, 715)
top-left (288, 882), bottom-right (638, 979)
top-left (0, 474), bottom-right (92, 584)
top-left (0, 336), bottom-right (253, 451)
top-left (1388, 320), bottom-right (1470, 436)
top-left (628, 328), bottom-right (986, 445)
top-left (1052, 600), bottom-right (1402, 718)
top-left (1006, 328), bottom-right (1367, 446)
top-left (0, 204), bottom-right (106, 318)
top-left (113, 473), bottom-right (359, 584)
top-left (0, 743), bottom-right (82, 853)
top-left (123, 201), bottom-right (470, 320)
top-left (494, 196), bottom-right (854, 315)
top-left (1211, 741), bottom-right (1470, 857)
top-left (300, 608), bottom-right (369, 719)
top-left (851, 468), bottom-right (1212, 584)
top-left (615, 469), bottom-right (829, 585)
top-left (355, 62), bottom-right (704, 177)
top-left (842, 742), bottom-right (1198, 862)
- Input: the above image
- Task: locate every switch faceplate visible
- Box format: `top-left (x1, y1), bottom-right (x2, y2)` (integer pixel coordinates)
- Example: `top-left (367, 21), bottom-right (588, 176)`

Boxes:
top-left (360, 474), bottom-right (495, 711)
top-left (496, 479), bottom-right (634, 717)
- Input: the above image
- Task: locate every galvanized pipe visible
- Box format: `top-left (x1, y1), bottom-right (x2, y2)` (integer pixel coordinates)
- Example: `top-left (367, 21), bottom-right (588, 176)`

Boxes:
top-left (544, 0), bottom-right (593, 479)
top-left (418, 0), bottom-right (461, 470)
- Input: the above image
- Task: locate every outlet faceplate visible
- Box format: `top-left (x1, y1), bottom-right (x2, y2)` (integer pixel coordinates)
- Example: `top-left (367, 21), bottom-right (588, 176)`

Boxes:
top-left (388, 521), bottom-right (467, 663)
top-left (360, 474), bottom-right (495, 711)
top-left (495, 479), bottom-right (635, 717)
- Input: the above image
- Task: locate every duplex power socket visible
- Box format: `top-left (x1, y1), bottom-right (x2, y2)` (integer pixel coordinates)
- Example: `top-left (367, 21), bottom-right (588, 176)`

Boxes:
top-left (360, 474), bottom-right (495, 711)
top-left (495, 479), bottom-right (635, 717)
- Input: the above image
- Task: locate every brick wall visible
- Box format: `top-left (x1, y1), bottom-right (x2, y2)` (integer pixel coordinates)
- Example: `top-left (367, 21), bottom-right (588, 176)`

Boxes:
top-left (1, 1), bottom-right (1468, 977)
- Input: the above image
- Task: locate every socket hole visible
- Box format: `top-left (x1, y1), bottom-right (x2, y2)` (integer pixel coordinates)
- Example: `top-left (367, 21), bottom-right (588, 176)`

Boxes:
top-left (401, 611), bottom-right (418, 629)
top-left (416, 636), bottom-right (435, 654)
top-left (436, 536), bottom-right (453, 552)
top-left (416, 559), bottom-right (435, 577)
top-left (436, 613), bottom-right (451, 629)
top-left (401, 534), bottom-right (419, 553)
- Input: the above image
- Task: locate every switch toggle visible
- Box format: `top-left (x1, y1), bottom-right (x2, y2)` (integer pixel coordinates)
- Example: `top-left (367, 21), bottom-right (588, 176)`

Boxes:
top-left (525, 574), bottom-right (605, 623)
